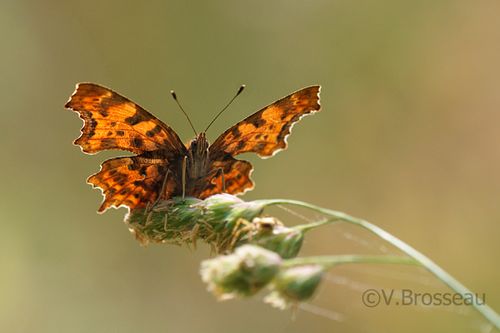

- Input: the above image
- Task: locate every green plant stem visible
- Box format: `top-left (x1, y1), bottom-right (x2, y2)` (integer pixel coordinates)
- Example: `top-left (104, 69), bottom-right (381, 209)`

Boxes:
top-left (257, 199), bottom-right (500, 329)
top-left (292, 217), bottom-right (341, 232)
top-left (283, 254), bottom-right (418, 269)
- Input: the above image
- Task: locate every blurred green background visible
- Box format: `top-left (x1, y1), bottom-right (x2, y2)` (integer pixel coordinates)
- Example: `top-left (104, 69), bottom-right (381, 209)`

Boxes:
top-left (1, 0), bottom-right (499, 332)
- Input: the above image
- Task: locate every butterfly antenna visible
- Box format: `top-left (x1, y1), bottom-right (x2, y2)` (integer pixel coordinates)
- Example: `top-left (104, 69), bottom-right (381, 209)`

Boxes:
top-left (204, 85), bottom-right (245, 133)
top-left (171, 90), bottom-right (198, 136)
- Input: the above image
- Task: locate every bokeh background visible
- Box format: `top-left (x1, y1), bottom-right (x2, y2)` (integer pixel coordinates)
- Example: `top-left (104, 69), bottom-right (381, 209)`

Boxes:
top-left (1, 0), bottom-right (499, 332)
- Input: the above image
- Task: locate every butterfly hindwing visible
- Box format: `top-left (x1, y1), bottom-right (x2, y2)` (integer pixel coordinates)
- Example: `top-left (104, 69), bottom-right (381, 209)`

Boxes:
top-left (87, 156), bottom-right (176, 212)
top-left (65, 83), bottom-right (187, 155)
top-left (195, 155), bottom-right (254, 199)
top-left (210, 85), bottom-right (321, 158)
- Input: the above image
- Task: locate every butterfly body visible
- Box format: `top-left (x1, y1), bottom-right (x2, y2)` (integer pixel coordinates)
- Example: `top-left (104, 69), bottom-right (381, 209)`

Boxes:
top-left (186, 132), bottom-right (211, 181)
top-left (66, 83), bottom-right (321, 213)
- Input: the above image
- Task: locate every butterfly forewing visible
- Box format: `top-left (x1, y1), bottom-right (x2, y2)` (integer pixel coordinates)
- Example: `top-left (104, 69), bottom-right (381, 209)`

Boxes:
top-left (65, 83), bottom-right (187, 154)
top-left (209, 85), bottom-right (321, 158)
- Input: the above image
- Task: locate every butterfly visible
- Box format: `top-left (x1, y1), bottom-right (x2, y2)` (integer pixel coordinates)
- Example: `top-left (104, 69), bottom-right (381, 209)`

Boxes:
top-left (66, 83), bottom-right (321, 213)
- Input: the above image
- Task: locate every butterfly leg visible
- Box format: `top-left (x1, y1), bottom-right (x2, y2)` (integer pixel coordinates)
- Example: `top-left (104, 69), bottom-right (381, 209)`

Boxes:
top-left (144, 201), bottom-right (154, 224)
top-left (229, 218), bottom-right (252, 249)
top-left (163, 213), bottom-right (168, 232)
top-left (191, 223), bottom-right (200, 249)
top-left (150, 169), bottom-right (171, 210)
top-left (145, 169), bottom-right (172, 224)
top-left (182, 155), bottom-right (187, 199)
top-left (214, 167), bottom-right (226, 192)
top-left (220, 168), bottom-right (226, 192)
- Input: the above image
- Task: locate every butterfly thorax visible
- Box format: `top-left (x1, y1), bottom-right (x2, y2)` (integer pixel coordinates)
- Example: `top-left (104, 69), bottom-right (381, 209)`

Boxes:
top-left (186, 132), bottom-right (210, 181)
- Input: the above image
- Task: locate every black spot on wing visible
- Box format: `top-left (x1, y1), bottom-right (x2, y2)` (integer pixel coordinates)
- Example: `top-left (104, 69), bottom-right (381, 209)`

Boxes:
top-left (132, 137), bottom-right (144, 148)
top-left (101, 138), bottom-right (115, 149)
top-left (250, 116), bottom-right (266, 127)
top-left (125, 111), bottom-right (153, 125)
top-left (231, 126), bottom-right (241, 137)
top-left (236, 141), bottom-right (245, 150)
top-left (146, 124), bottom-right (162, 137)
top-left (255, 142), bottom-right (266, 151)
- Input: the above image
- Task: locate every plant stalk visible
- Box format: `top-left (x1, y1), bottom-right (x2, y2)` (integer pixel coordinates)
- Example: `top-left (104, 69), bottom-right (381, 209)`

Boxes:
top-left (257, 199), bottom-right (500, 329)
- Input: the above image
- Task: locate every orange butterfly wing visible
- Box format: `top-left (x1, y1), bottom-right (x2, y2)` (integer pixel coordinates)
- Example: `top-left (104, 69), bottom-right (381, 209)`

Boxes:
top-left (87, 155), bottom-right (176, 212)
top-left (203, 86), bottom-right (321, 197)
top-left (65, 83), bottom-right (186, 154)
top-left (210, 86), bottom-right (321, 158)
top-left (195, 156), bottom-right (254, 199)
top-left (66, 83), bottom-right (186, 212)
